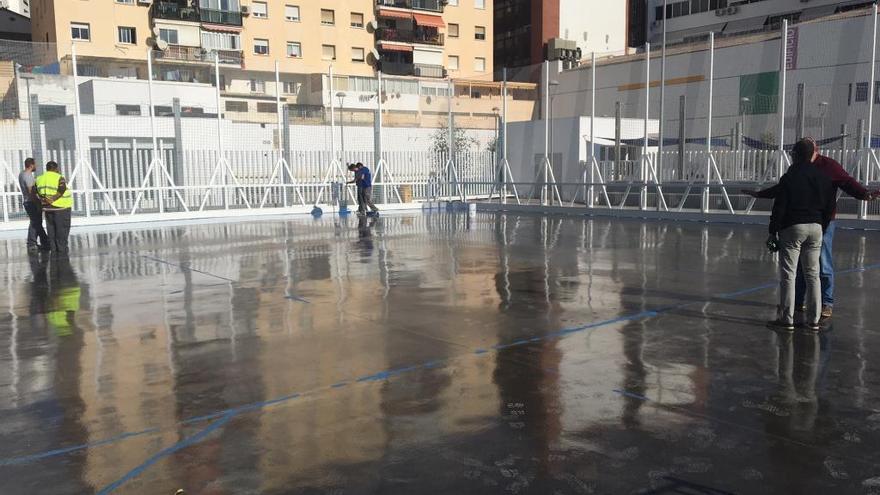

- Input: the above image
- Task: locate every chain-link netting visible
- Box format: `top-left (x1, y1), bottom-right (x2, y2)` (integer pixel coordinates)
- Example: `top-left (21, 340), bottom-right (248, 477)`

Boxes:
top-left (491, 6), bottom-right (880, 217)
top-left (0, 39), bottom-right (72, 222)
top-left (4, 6), bottom-right (880, 222)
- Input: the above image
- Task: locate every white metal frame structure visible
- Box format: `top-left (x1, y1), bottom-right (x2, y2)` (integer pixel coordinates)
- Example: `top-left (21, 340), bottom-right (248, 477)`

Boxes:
top-left (131, 48), bottom-right (189, 215)
top-left (313, 64), bottom-right (356, 207)
top-left (373, 70), bottom-right (403, 205)
top-left (260, 61), bottom-right (307, 208)
top-left (490, 68), bottom-right (521, 204)
top-left (442, 78), bottom-right (466, 202)
top-left (199, 53), bottom-right (252, 212)
top-left (68, 44), bottom-right (120, 218)
top-left (529, 60), bottom-right (562, 206)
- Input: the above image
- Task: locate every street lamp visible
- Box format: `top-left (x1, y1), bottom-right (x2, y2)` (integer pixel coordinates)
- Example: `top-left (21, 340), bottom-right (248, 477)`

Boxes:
top-left (818, 101), bottom-right (829, 140)
top-left (336, 91), bottom-right (347, 159)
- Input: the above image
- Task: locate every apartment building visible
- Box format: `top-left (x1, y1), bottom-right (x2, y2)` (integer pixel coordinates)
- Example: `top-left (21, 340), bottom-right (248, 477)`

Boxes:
top-left (29, 0), bottom-right (494, 113)
top-left (647, 0), bottom-right (874, 44)
top-left (1, 0), bottom-right (30, 17)
top-left (494, 0), bottom-right (627, 79)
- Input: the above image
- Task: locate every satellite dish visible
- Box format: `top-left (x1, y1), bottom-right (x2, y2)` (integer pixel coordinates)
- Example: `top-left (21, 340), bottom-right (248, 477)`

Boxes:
top-left (367, 20), bottom-right (378, 31)
top-left (152, 26), bottom-right (161, 36)
top-left (146, 36), bottom-right (156, 47)
top-left (156, 39), bottom-right (169, 51)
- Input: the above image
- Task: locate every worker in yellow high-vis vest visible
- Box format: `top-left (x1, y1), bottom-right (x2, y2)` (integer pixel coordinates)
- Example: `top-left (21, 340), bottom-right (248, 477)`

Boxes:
top-left (35, 161), bottom-right (73, 255)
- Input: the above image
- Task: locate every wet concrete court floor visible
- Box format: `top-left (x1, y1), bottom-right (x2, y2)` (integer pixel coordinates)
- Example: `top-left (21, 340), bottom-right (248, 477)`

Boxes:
top-left (1, 211), bottom-right (880, 494)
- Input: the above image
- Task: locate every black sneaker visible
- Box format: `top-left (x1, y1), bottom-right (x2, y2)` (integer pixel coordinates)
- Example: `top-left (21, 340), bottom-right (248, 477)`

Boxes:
top-left (767, 319), bottom-right (795, 331)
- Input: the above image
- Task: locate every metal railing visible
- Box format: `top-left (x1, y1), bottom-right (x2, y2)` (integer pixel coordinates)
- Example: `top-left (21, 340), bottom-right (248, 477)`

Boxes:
top-left (414, 63), bottom-right (446, 78)
top-left (376, 28), bottom-right (444, 46)
top-left (376, 0), bottom-right (443, 13)
top-left (153, 46), bottom-right (243, 66)
top-left (200, 8), bottom-right (243, 26)
top-left (152, 1), bottom-right (201, 22)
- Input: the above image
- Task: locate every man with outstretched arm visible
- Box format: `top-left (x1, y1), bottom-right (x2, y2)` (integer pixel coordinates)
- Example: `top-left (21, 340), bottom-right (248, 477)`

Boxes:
top-left (743, 138), bottom-right (879, 318)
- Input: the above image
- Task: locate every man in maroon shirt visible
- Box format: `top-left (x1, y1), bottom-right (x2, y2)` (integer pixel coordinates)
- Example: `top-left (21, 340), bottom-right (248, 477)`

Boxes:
top-left (743, 138), bottom-right (879, 318)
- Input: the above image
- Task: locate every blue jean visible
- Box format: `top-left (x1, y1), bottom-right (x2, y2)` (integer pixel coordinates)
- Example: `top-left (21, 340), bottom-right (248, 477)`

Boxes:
top-left (795, 221), bottom-right (835, 307)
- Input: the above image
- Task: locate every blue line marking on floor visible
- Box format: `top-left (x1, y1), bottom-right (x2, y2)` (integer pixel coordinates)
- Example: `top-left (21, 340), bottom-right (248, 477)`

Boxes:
top-left (613, 389), bottom-right (650, 401)
top-left (0, 427), bottom-right (161, 467)
top-left (96, 413), bottom-right (235, 495)
top-left (285, 294), bottom-right (311, 303)
top-left (5, 262), bottom-right (880, 468)
top-left (331, 382), bottom-right (348, 388)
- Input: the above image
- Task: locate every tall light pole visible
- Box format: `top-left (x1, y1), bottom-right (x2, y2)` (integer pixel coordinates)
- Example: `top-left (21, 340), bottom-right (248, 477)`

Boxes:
top-left (492, 106), bottom-right (501, 173)
top-left (336, 91), bottom-right (346, 160)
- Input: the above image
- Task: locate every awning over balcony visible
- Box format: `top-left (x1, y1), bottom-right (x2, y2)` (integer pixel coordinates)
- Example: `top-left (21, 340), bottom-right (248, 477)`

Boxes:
top-left (377, 8), bottom-right (412, 20)
top-left (412, 13), bottom-right (444, 28)
top-left (379, 43), bottom-right (413, 52)
top-left (201, 23), bottom-right (242, 33)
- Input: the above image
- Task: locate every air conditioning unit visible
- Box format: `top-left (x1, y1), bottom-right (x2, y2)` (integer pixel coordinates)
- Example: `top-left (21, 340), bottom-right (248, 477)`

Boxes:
top-left (137, 0), bottom-right (151, 5)
top-left (241, 5), bottom-right (250, 15)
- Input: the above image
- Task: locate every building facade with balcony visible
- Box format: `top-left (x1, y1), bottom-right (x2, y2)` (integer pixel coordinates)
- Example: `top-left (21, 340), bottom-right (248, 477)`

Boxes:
top-left (29, 0), bottom-right (496, 120)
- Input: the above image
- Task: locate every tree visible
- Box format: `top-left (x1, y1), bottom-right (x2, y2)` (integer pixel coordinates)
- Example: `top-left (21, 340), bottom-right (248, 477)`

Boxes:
top-left (430, 124), bottom-right (478, 155)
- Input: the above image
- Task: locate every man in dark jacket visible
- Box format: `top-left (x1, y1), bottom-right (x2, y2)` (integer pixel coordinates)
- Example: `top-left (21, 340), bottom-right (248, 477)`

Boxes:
top-left (767, 139), bottom-right (836, 331)
top-left (745, 138), bottom-right (879, 318)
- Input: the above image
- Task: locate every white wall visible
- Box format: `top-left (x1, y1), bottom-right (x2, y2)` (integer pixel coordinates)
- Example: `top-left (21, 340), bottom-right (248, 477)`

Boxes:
top-left (506, 117), bottom-right (659, 194)
top-left (16, 74), bottom-right (77, 120)
top-left (0, 0), bottom-right (29, 17)
top-left (559, 0), bottom-right (627, 55)
top-left (647, 0), bottom-right (868, 42)
top-left (153, 21), bottom-right (201, 47)
top-left (79, 78), bottom-right (218, 116)
top-left (550, 11), bottom-right (877, 149)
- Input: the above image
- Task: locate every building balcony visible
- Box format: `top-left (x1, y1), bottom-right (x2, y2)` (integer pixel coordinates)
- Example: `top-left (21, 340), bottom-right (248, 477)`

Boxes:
top-left (200, 8), bottom-right (243, 26)
top-left (154, 45), bottom-right (243, 66)
top-left (381, 61), bottom-right (446, 78)
top-left (377, 28), bottom-right (444, 46)
top-left (152, 1), bottom-right (201, 22)
top-left (376, 0), bottom-right (444, 13)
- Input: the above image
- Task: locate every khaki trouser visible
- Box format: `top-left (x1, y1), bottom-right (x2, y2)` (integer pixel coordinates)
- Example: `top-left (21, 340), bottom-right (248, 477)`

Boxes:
top-left (777, 223), bottom-right (823, 325)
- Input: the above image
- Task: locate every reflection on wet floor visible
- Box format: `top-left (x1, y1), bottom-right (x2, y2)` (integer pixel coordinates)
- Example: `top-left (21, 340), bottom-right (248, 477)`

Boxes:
top-left (0, 212), bottom-right (879, 494)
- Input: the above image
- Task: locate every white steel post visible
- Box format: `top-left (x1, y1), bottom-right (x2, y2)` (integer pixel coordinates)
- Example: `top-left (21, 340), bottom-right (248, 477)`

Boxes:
top-left (275, 60), bottom-right (287, 207)
top-left (71, 44), bottom-right (90, 217)
top-left (448, 76), bottom-right (454, 164)
top-left (502, 67), bottom-right (508, 203)
top-left (589, 52), bottom-right (596, 207)
top-left (642, 42), bottom-right (650, 210)
top-left (214, 53), bottom-right (228, 209)
top-left (659, 0), bottom-right (667, 185)
top-left (329, 65), bottom-right (337, 161)
top-left (862, 5), bottom-right (878, 219)
top-left (147, 49), bottom-right (164, 213)
top-left (869, 5), bottom-right (878, 150)
top-left (378, 70), bottom-right (386, 204)
top-left (703, 33), bottom-right (715, 214)
top-left (778, 19), bottom-right (789, 179)
top-left (543, 60), bottom-right (550, 205)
